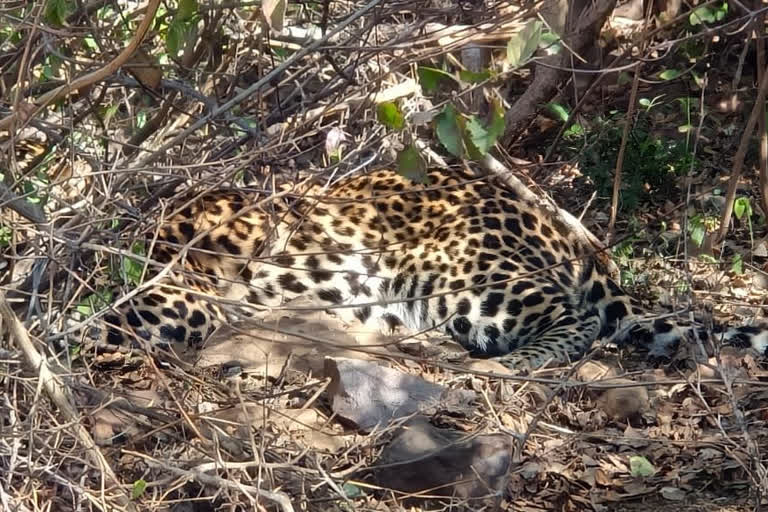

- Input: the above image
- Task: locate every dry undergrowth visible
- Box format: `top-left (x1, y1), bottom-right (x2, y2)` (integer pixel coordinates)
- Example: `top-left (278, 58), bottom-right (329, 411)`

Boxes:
top-left (2, 0), bottom-right (768, 510)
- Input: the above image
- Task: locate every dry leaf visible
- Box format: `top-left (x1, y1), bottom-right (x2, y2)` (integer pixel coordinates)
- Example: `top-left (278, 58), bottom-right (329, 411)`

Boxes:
top-left (15, 101), bottom-right (36, 123)
top-left (660, 486), bottom-right (686, 501)
top-left (597, 379), bottom-right (650, 421)
top-left (325, 127), bottom-right (346, 156)
top-left (262, 0), bottom-right (287, 31)
top-left (125, 50), bottom-right (162, 89)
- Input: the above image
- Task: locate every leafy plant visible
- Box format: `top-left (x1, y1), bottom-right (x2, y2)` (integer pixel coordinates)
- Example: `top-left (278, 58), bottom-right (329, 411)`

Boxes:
top-left (659, 69), bottom-right (682, 81)
top-left (548, 102), bottom-right (583, 137)
top-left (44, 0), bottom-right (73, 26)
top-left (0, 225), bottom-right (12, 247)
top-left (435, 104), bottom-right (463, 157)
top-left (118, 241), bottom-right (147, 286)
top-left (629, 456), bottom-right (656, 477)
top-left (566, 110), bottom-right (696, 212)
top-left (132, 479), bottom-right (147, 499)
top-left (22, 172), bottom-right (51, 206)
top-left (462, 101), bottom-right (505, 156)
top-left (417, 67), bottom-right (457, 94)
top-left (688, 214), bottom-right (719, 247)
top-left (731, 253), bottom-right (744, 274)
top-left (76, 290), bottom-right (113, 316)
top-left (166, 0), bottom-right (198, 56)
top-left (374, 96), bottom-right (506, 182)
top-left (459, 69), bottom-right (491, 84)
top-left (689, 2), bottom-right (728, 25)
top-left (433, 101), bottom-right (505, 159)
top-left (377, 102), bottom-right (405, 131)
top-left (613, 238), bottom-right (637, 287)
top-left (638, 95), bottom-right (665, 112)
top-left (396, 144), bottom-right (428, 184)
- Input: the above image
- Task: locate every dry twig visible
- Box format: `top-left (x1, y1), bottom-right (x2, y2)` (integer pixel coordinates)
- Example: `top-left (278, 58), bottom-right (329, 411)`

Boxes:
top-left (716, 59), bottom-right (768, 245)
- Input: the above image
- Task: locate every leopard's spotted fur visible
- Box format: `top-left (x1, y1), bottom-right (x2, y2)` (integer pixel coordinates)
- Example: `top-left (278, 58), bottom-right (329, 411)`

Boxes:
top-left (92, 167), bottom-right (768, 369)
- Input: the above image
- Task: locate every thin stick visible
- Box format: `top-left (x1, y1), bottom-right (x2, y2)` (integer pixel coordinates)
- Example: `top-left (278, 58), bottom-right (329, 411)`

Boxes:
top-left (716, 59), bottom-right (768, 244)
top-left (756, 16), bottom-right (768, 219)
top-left (607, 63), bottom-right (642, 237)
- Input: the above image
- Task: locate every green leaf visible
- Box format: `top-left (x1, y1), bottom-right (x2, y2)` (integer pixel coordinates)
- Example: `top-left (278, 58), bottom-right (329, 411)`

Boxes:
top-left (83, 36), bottom-right (99, 50)
top-left (44, 0), bottom-right (73, 26)
top-left (546, 102), bottom-right (570, 122)
top-left (539, 30), bottom-right (562, 55)
top-left (435, 104), bottom-right (463, 157)
top-left (691, 71), bottom-right (706, 88)
top-left (396, 145), bottom-right (428, 184)
top-left (122, 241), bottom-right (146, 286)
top-left (617, 71), bottom-right (632, 86)
top-left (76, 290), bottom-right (113, 316)
top-left (103, 104), bottom-right (119, 125)
top-left (132, 479), bottom-right (147, 499)
top-left (166, 0), bottom-right (198, 56)
top-left (465, 117), bottom-right (489, 154)
top-left (23, 181), bottom-right (42, 204)
top-left (506, 20), bottom-right (542, 68)
top-left (69, 343), bottom-right (81, 358)
top-left (564, 123), bottom-right (584, 137)
top-left (177, 0), bottom-right (198, 21)
top-left (459, 69), bottom-right (491, 84)
top-left (342, 482), bottom-right (364, 498)
top-left (488, 101), bottom-right (506, 139)
top-left (464, 101), bottom-right (505, 156)
top-left (629, 456), bottom-right (656, 477)
top-left (0, 225), bottom-right (12, 248)
top-left (689, 5), bottom-right (714, 24)
top-left (376, 102), bottom-right (405, 131)
top-left (689, 3), bottom-right (725, 25)
top-left (136, 110), bottom-right (147, 130)
top-left (455, 115), bottom-right (482, 160)
top-left (734, 197), bottom-right (752, 220)
top-left (659, 69), bottom-right (682, 81)
top-left (42, 54), bottom-right (63, 80)
top-left (166, 18), bottom-right (186, 55)
top-left (731, 253), bottom-right (744, 275)
top-left (691, 223), bottom-right (705, 247)
top-left (417, 66), bottom-right (457, 94)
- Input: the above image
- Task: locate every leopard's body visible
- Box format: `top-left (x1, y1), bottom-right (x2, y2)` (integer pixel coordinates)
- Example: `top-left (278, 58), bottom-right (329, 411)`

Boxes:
top-left (96, 167), bottom-right (768, 369)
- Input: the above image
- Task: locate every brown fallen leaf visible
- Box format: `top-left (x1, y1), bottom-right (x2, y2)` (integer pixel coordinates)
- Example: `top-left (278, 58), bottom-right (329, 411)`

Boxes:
top-left (125, 49), bottom-right (162, 89)
top-left (597, 378), bottom-right (650, 422)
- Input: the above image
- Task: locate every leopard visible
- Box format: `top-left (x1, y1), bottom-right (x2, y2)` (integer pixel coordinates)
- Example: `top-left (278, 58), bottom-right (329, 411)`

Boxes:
top-left (88, 166), bottom-right (768, 370)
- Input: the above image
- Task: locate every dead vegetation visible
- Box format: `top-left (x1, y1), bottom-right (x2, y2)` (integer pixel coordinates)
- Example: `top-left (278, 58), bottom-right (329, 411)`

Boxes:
top-left (2, 0), bottom-right (768, 510)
